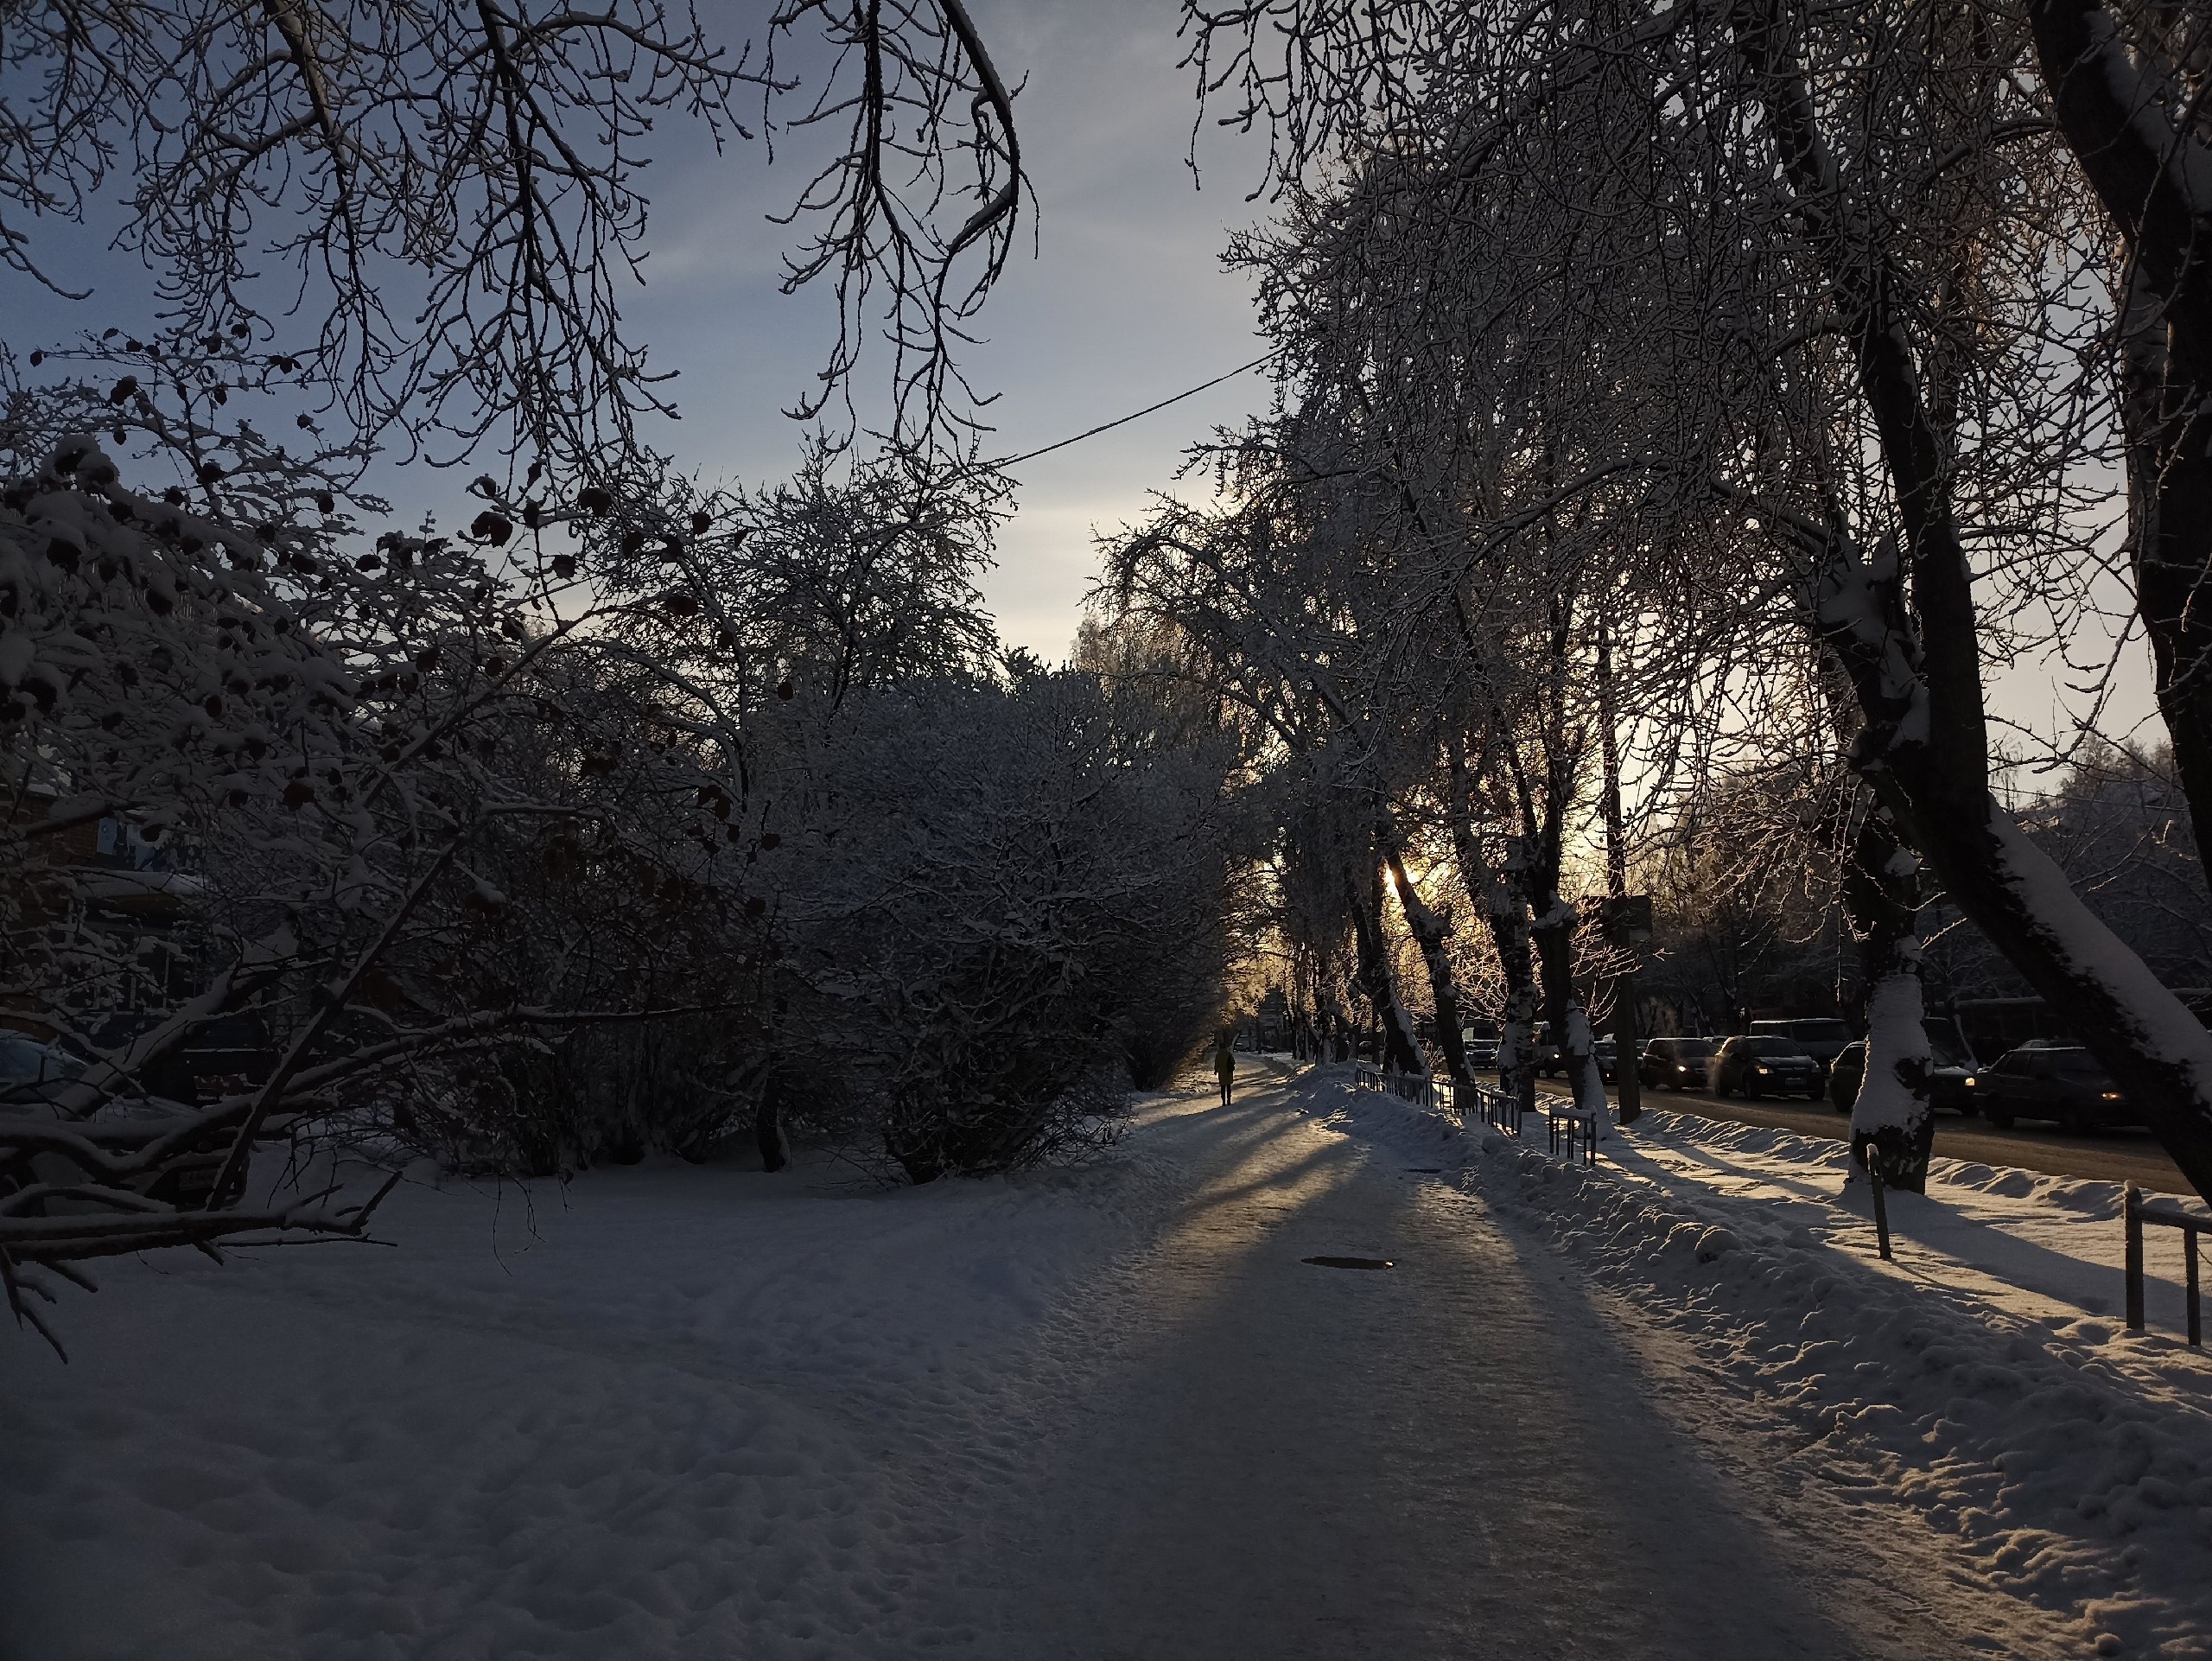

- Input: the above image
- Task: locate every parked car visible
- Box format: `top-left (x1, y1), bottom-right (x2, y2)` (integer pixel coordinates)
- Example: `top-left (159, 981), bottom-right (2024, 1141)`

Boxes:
top-left (1533, 1022), bottom-right (1564, 1077)
top-left (1827, 1028), bottom-right (1980, 1116)
top-left (1749, 1017), bottom-right (1853, 1073)
top-left (1538, 1036), bottom-right (1615, 1081)
top-left (1711, 1035), bottom-right (1824, 1099)
top-left (1592, 1039), bottom-right (1620, 1084)
top-left (0, 1033), bottom-right (82, 1110)
top-left (1974, 1045), bottom-right (2138, 1134)
top-left (0, 1033), bottom-right (226, 1210)
top-left (1639, 1036), bottom-right (1714, 1090)
top-left (1462, 1035), bottom-right (1502, 1068)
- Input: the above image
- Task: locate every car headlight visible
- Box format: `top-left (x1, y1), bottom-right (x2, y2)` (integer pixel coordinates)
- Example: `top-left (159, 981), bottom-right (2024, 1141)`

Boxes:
top-left (1676, 1064), bottom-right (1688, 1072)
top-left (2101, 1091), bottom-right (2122, 1102)
top-left (1755, 1066), bottom-right (1770, 1074)
top-left (1962, 1076), bottom-right (1976, 1087)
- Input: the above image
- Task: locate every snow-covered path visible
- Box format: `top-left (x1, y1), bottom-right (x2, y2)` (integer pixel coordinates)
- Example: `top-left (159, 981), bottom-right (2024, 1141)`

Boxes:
top-left (3, 1067), bottom-right (2112, 1658)
top-left (1002, 1073), bottom-right (2039, 1659)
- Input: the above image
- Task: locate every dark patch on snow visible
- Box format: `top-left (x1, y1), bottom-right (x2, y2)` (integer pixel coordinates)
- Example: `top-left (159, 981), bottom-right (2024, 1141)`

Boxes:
top-left (1302, 1255), bottom-right (1395, 1270)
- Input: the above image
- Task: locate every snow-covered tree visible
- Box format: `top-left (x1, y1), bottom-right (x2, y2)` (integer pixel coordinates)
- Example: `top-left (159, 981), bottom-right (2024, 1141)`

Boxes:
top-left (1179, 0), bottom-right (2212, 1203)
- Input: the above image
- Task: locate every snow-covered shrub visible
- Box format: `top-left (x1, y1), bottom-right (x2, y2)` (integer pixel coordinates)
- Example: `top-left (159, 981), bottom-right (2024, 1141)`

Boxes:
top-left (433, 453), bottom-right (1242, 1181)
top-left (0, 435), bottom-right (413, 1340)
top-left (760, 662), bottom-right (1235, 1181)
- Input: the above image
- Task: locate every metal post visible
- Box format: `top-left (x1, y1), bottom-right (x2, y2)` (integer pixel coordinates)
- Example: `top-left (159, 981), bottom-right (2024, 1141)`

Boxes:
top-left (1615, 969), bottom-right (1643, 1126)
top-left (1870, 1168), bottom-right (1893, 1261)
top-left (2125, 1184), bottom-right (2145, 1332)
top-left (2188, 1227), bottom-right (2201, 1348)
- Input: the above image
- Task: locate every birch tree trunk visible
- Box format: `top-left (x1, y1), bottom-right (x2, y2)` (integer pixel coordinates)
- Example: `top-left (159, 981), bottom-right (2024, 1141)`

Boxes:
top-left (1845, 807), bottom-right (1933, 1190)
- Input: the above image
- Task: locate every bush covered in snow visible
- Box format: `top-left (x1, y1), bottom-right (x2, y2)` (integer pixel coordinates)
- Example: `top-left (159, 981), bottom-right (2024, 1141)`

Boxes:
top-left (769, 661), bottom-right (1236, 1181)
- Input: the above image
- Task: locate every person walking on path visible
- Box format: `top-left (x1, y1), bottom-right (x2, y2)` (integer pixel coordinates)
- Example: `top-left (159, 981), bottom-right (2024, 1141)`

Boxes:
top-left (1213, 1035), bottom-right (1236, 1107)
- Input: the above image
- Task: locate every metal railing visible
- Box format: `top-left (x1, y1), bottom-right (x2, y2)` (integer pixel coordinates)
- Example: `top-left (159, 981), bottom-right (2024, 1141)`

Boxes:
top-left (1352, 1063), bottom-right (1455, 1116)
top-left (1354, 1065), bottom-right (1540, 1142)
top-left (1546, 1100), bottom-right (1596, 1166)
top-left (2126, 1184), bottom-right (2205, 1346)
top-left (1465, 1081), bottom-right (1523, 1138)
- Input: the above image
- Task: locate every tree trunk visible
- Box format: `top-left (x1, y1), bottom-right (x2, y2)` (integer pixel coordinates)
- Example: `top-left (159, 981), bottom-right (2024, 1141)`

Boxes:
top-left (1496, 850), bottom-right (1541, 1117)
top-left (1596, 624), bottom-right (1643, 1125)
top-left (1522, 595), bottom-right (1605, 1123)
top-left (757, 1089), bottom-right (789, 1173)
top-left (1611, 963), bottom-right (1642, 1123)
top-left (1448, 739), bottom-right (1539, 1114)
top-left (1382, 821), bottom-right (1472, 1085)
top-left (2031, 0), bottom-right (2212, 876)
top-left (1845, 807), bottom-right (1933, 1190)
top-left (1351, 861), bottom-right (1426, 1074)
top-left (1884, 780), bottom-right (2212, 1200)
top-left (1531, 886), bottom-right (1608, 1119)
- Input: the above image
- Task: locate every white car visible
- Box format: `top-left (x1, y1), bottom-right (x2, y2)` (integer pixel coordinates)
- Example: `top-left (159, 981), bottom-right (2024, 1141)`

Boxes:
top-left (0, 1034), bottom-right (226, 1212)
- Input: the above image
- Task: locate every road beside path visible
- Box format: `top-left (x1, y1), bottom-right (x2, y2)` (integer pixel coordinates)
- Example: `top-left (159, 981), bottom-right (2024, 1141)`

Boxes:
top-left (1539, 1079), bottom-right (2190, 1193)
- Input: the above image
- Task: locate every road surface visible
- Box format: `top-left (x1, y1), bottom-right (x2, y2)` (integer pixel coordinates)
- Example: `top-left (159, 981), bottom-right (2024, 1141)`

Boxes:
top-left (1535, 1078), bottom-right (2191, 1193)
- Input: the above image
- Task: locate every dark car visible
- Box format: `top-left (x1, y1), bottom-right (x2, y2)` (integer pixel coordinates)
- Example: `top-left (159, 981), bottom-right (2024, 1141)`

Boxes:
top-left (1545, 1038), bottom-right (1618, 1083)
top-left (1827, 1029), bottom-right (1980, 1117)
top-left (1459, 1023), bottom-right (1503, 1069)
top-left (1749, 1017), bottom-right (1853, 1074)
top-left (1711, 1035), bottom-right (1824, 1099)
top-left (1639, 1036), bottom-right (1714, 1090)
top-left (1974, 1045), bottom-right (2137, 1134)
top-left (0, 1032), bottom-right (94, 1110)
top-left (1592, 1039), bottom-right (1620, 1084)
top-left (1532, 1022), bottom-right (1565, 1077)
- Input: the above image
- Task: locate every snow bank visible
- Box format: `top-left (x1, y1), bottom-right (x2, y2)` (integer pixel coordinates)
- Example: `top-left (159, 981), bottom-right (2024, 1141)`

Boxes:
top-left (1603, 1105), bottom-right (2209, 1353)
top-left (1298, 1071), bottom-right (2212, 1661)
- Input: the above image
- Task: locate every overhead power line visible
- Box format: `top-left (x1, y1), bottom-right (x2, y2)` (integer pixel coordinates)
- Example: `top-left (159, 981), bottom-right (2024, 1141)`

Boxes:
top-left (990, 349), bottom-right (1281, 470)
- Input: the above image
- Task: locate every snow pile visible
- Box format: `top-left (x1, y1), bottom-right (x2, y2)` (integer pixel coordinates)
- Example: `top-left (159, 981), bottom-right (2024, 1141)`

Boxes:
top-left (0, 1139), bottom-right (1173, 1661)
top-left (1301, 1071), bottom-right (2212, 1661)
